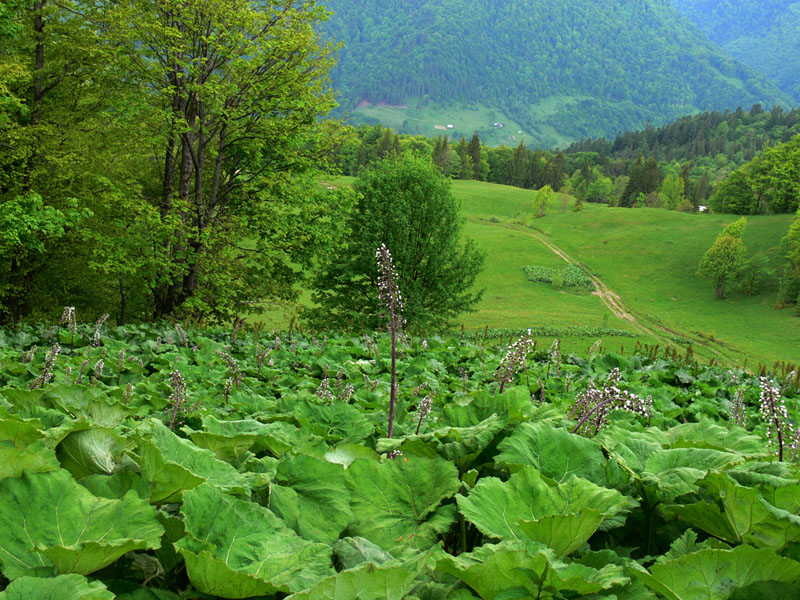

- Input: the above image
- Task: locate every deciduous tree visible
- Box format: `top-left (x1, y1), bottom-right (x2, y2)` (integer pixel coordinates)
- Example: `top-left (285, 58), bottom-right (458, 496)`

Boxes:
top-left (697, 217), bottom-right (747, 299)
top-left (311, 155), bottom-right (485, 329)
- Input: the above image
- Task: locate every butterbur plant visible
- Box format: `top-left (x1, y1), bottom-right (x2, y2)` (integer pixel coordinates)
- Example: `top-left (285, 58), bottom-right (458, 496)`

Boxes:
top-left (29, 344), bottom-right (61, 389)
top-left (60, 306), bottom-right (77, 348)
top-left (316, 377), bottom-right (334, 401)
top-left (495, 329), bottom-right (536, 393)
top-left (376, 243), bottom-right (405, 440)
top-left (758, 376), bottom-right (794, 461)
top-left (730, 388), bottom-right (747, 428)
top-left (415, 393), bottom-right (434, 434)
top-left (167, 369), bottom-right (188, 430)
top-left (570, 368), bottom-right (652, 436)
top-left (91, 314), bottom-right (109, 347)
top-left (215, 349), bottom-right (242, 390)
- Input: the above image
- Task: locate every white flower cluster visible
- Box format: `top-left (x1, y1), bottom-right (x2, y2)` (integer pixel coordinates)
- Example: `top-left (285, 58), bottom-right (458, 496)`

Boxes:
top-left (570, 368), bottom-right (652, 436)
top-left (729, 388), bottom-right (747, 428)
top-left (29, 343), bottom-right (61, 389)
top-left (376, 244), bottom-right (405, 328)
top-left (60, 306), bottom-right (77, 335)
top-left (758, 376), bottom-right (794, 459)
top-left (495, 329), bottom-right (536, 391)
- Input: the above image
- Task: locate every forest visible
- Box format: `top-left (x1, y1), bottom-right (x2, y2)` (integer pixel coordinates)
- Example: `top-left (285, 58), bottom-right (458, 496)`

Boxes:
top-left (320, 0), bottom-right (791, 141)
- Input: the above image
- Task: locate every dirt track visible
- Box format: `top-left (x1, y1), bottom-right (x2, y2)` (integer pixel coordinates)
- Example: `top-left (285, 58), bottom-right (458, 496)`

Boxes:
top-left (502, 224), bottom-right (730, 361)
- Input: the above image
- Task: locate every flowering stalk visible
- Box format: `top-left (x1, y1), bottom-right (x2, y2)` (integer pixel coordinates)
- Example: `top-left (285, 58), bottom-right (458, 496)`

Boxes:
top-left (60, 306), bottom-right (77, 349)
top-left (30, 344), bottom-right (61, 389)
top-left (495, 330), bottom-right (536, 393)
top-left (759, 377), bottom-right (793, 461)
top-left (168, 370), bottom-right (188, 430)
top-left (569, 368), bottom-right (652, 436)
top-left (415, 393), bottom-right (434, 435)
top-left (215, 349), bottom-right (242, 390)
top-left (376, 244), bottom-right (405, 440)
top-left (91, 314), bottom-right (109, 347)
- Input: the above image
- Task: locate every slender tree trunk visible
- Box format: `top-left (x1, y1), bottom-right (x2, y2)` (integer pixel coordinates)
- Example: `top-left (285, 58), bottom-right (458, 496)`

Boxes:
top-left (715, 282), bottom-right (726, 299)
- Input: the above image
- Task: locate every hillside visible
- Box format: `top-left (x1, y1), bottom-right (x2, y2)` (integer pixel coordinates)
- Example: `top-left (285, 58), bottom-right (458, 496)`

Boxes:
top-left (671, 0), bottom-right (800, 101)
top-left (319, 0), bottom-right (792, 147)
top-left (451, 179), bottom-right (799, 365)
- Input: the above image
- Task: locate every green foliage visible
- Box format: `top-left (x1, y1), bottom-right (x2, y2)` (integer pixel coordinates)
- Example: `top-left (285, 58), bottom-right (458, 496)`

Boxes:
top-left (0, 325), bottom-right (798, 597)
top-left (672, 0), bottom-right (800, 101)
top-left (0, 0), bottom-right (341, 325)
top-left (710, 134), bottom-right (800, 214)
top-left (697, 217), bottom-right (748, 298)
top-left (524, 264), bottom-right (594, 290)
top-left (310, 155), bottom-right (485, 330)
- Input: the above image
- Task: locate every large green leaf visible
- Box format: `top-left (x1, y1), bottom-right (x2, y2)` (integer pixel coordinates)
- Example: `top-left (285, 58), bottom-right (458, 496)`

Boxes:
top-left (324, 443), bottom-right (379, 468)
top-left (185, 415), bottom-right (329, 463)
top-left (516, 509), bottom-right (605, 557)
top-left (664, 420), bottom-right (766, 456)
top-left (137, 418), bottom-right (249, 503)
top-left (0, 574), bottom-right (114, 600)
top-left (634, 545), bottom-right (800, 600)
top-left (268, 454), bottom-right (353, 544)
top-left (641, 447), bottom-right (744, 501)
top-left (435, 540), bottom-right (627, 600)
top-left (661, 472), bottom-right (800, 549)
top-left (496, 421), bottom-right (627, 488)
top-left (176, 483), bottom-right (333, 597)
top-left (345, 456), bottom-right (460, 552)
top-left (0, 470), bottom-right (163, 580)
top-left (293, 399), bottom-right (375, 444)
top-left (458, 466), bottom-right (636, 542)
top-left (285, 548), bottom-right (441, 600)
top-left (0, 416), bottom-right (59, 480)
top-left (376, 415), bottom-right (506, 470)
top-left (58, 427), bottom-right (132, 480)
top-left (332, 537), bottom-right (396, 570)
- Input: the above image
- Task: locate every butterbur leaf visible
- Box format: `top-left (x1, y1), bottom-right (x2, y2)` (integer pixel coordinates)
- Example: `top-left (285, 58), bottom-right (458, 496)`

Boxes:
top-left (176, 483), bottom-right (333, 596)
top-left (634, 545), bottom-right (800, 600)
top-left (665, 420), bottom-right (765, 456)
top-left (0, 416), bottom-right (59, 481)
top-left (661, 472), bottom-right (800, 549)
top-left (58, 427), bottom-right (131, 479)
top-left (375, 415), bottom-right (506, 469)
top-left (435, 540), bottom-right (627, 599)
top-left (496, 421), bottom-right (628, 488)
top-left (324, 443), bottom-right (379, 468)
top-left (137, 418), bottom-right (249, 503)
top-left (345, 456), bottom-right (460, 552)
top-left (0, 574), bottom-right (114, 599)
top-left (458, 466), bottom-right (636, 541)
top-left (0, 470), bottom-right (163, 580)
top-left (293, 399), bottom-right (375, 444)
top-left (516, 509), bottom-right (604, 556)
top-left (268, 454), bottom-right (353, 544)
top-left (333, 537), bottom-right (396, 570)
top-left (285, 556), bottom-right (431, 600)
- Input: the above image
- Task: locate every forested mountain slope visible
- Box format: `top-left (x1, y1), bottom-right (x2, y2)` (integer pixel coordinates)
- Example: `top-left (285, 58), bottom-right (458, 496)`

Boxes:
top-left (320, 0), bottom-right (792, 146)
top-left (671, 0), bottom-right (800, 101)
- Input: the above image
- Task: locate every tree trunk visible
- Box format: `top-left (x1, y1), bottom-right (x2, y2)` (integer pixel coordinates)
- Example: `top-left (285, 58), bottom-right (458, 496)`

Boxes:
top-left (715, 282), bottom-right (726, 299)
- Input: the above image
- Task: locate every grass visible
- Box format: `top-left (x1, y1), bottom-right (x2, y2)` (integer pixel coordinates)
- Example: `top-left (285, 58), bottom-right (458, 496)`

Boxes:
top-left (291, 177), bottom-right (797, 366)
top-left (350, 100), bottom-right (537, 147)
top-left (449, 178), bottom-right (798, 365)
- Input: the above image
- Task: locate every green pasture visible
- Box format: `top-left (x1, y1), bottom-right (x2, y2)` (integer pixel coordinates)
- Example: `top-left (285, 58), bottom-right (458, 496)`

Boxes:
top-left (300, 177), bottom-right (797, 366)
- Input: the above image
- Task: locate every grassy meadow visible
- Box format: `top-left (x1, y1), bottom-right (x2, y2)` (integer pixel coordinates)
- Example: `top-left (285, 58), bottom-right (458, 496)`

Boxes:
top-left (305, 177), bottom-right (797, 366)
top-left (450, 179), bottom-right (799, 366)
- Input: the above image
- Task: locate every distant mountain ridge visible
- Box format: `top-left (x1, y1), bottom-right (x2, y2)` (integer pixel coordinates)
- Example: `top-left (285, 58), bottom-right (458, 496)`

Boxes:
top-left (319, 0), bottom-right (793, 147)
top-left (671, 0), bottom-right (800, 101)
